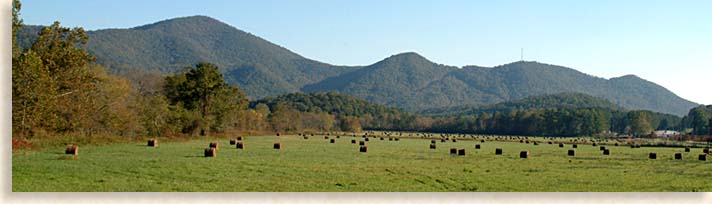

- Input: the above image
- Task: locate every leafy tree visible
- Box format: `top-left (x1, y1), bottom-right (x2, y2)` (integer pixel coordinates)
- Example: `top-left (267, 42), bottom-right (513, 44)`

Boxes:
top-left (163, 62), bottom-right (247, 135)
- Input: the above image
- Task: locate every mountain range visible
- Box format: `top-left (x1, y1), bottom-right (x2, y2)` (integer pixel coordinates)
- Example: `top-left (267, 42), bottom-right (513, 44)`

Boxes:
top-left (16, 15), bottom-right (698, 116)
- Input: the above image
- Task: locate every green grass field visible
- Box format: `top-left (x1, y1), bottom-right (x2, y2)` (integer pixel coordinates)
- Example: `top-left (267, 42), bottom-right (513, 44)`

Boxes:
top-left (12, 134), bottom-right (712, 192)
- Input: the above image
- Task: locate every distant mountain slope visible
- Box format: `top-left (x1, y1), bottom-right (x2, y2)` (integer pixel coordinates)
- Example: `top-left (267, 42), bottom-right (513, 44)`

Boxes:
top-left (16, 16), bottom-right (356, 99)
top-left (16, 16), bottom-right (697, 115)
top-left (305, 56), bottom-right (697, 115)
top-left (421, 92), bottom-right (623, 116)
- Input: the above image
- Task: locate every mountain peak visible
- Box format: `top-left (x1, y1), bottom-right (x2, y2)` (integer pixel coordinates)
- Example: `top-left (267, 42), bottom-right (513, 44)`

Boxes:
top-left (133, 15), bottom-right (228, 30)
top-left (377, 52), bottom-right (434, 65)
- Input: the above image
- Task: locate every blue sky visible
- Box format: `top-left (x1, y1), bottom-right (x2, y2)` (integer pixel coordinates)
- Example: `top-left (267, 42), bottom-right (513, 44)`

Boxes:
top-left (18, 0), bottom-right (712, 104)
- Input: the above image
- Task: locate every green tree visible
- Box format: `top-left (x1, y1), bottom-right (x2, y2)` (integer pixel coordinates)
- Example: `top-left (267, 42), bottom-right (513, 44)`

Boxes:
top-left (628, 111), bottom-right (653, 136)
top-left (163, 62), bottom-right (247, 135)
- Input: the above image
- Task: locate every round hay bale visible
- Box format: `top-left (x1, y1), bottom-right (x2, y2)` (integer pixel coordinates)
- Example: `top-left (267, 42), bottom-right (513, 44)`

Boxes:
top-left (699, 154), bottom-right (707, 161)
top-left (324, 136), bottom-right (329, 140)
top-left (276, 132), bottom-right (280, 137)
top-left (236, 142), bottom-right (245, 149)
top-left (458, 149), bottom-right (466, 156)
top-left (380, 137), bottom-right (385, 141)
top-left (303, 136), bottom-right (309, 140)
top-left (388, 137), bottom-right (393, 141)
top-left (533, 142), bottom-right (538, 145)
top-left (495, 148), bottom-right (503, 155)
top-left (365, 138), bottom-right (369, 142)
top-left (649, 153), bottom-right (657, 159)
top-left (273, 143), bottom-right (281, 150)
top-left (209, 142), bottom-right (219, 150)
top-left (441, 139), bottom-right (446, 143)
top-left (548, 141), bottom-right (553, 145)
top-left (65, 145), bottom-right (78, 155)
top-left (430, 143), bottom-right (436, 149)
top-left (148, 139), bottom-right (158, 147)
top-left (592, 143), bottom-right (598, 147)
top-left (204, 147), bottom-right (217, 157)
top-left (481, 140), bottom-right (485, 143)
top-left (359, 145), bottom-right (368, 153)
top-left (525, 140), bottom-right (529, 144)
top-left (603, 149), bottom-right (610, 155)
top-left (330, 139), bottom-right (335, 143)
top-left (475, 144), bottom-right (481, 149)
top-left (450, 148), bottom-right (457, 155)
top-left (674, 152), bottom-right (682, 160)
top-left (568, 149), bottom-right (575, 156)
top-left (614, 143), bottom-right (619, 146)
top-left (520, 151), bottom-right (529, 158)
top-left (395, 138), bottom-right (400, 141)
top-left (520, 140), bottom-right (524, 143)
top-left (336, 135), bottom-right (340, 139)
top-left (229, 139), bottom-right (236, 145)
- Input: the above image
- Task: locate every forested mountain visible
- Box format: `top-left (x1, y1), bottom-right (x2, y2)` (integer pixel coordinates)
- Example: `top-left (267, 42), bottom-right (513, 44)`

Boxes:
top-left (421, 92), bottom-right (623, 115)
top-left (306, 55), bottom-right (697, 115)
top-left (16, 15), bottom-right (697, 116)
top-left (16, 16), bottom-right (357, 99)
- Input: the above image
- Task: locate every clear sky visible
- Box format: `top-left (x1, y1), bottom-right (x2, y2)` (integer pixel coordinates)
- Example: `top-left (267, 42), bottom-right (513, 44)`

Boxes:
top-left (17, 0), bottom-right (712, 105)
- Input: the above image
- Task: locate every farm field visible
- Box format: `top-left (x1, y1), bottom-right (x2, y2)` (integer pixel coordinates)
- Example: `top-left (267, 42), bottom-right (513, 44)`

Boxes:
top-left (12, 134), bottom-right (712, 192)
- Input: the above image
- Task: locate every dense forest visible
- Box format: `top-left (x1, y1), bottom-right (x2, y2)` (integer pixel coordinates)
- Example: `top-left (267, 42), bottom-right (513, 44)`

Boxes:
top-left (10, 1), bottom-right (710, 148)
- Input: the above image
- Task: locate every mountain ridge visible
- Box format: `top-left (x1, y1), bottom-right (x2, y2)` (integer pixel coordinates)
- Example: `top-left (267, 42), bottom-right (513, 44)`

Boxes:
top-left (15, 15), bottom-right (698, 116)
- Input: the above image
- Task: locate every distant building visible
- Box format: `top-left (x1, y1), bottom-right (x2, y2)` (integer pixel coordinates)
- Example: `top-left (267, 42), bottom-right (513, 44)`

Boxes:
top-left (653, 130), bottom-right (680, 138)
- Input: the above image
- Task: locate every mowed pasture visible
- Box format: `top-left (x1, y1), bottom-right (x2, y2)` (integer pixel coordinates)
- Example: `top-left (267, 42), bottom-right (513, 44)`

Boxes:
top-left (12, 134), bottom-right (712, 192)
